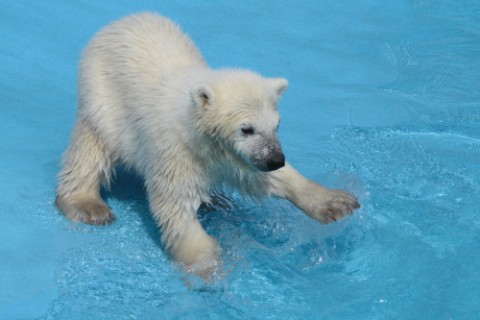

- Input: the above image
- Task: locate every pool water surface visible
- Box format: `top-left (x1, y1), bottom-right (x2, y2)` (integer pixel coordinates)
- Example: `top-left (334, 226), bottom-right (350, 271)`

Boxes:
top-left (0, 1), bottom-right (479, 319)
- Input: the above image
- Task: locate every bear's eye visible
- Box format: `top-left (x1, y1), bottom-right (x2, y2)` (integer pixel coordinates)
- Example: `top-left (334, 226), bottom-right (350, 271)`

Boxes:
top-left (241, 126), bottom-right (255, 135)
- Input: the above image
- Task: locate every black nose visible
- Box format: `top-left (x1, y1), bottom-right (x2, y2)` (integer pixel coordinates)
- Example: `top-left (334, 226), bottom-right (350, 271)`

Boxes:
top-left (266, 152), bottom-right (285, 171)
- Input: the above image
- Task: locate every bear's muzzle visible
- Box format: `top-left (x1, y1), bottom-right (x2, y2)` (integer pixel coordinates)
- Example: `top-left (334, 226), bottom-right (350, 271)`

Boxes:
top-left (266, 150), bottom-right (285, 171)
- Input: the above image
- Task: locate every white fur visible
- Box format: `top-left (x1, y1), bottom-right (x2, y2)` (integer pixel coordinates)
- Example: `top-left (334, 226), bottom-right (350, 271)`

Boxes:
top-left (56, 13), bottom-right (359, 278)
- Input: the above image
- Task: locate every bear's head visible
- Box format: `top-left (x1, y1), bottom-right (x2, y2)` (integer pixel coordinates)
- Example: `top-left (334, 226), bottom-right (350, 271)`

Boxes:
top-left (191, 70), bottom-right (288, 172)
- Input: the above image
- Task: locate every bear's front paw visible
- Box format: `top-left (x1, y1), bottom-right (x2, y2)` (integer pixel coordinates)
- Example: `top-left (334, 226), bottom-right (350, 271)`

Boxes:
top-left (306, 189), bottom-right (360, 224)
top-left (170, 226), bottom-right (221, 281)
top-left (184, 257), bottom-right (222, 281)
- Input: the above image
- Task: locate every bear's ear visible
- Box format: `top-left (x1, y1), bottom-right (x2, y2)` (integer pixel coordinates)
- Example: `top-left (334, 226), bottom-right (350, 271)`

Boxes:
top-left (269, 78), bottom-right (289, 97)
top-left (190, 84), bottom-right (215, 108)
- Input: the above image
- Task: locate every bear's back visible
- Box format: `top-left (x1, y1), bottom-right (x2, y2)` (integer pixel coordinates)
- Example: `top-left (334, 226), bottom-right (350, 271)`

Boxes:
top-left (81, 13), bottom-right (207, 86)
top-left (77, 13), bottom-right (208, 170)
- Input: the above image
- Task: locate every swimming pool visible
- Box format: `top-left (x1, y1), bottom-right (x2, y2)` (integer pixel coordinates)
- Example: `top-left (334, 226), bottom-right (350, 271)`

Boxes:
top-left (1, 1), bottom-right (479, 319)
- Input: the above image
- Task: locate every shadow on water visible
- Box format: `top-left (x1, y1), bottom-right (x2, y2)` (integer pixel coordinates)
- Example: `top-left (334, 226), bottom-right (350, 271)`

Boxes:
top-left (101, 166), bottom-right (235, 249)
top-left (102, 166), bottom-right (163, 248)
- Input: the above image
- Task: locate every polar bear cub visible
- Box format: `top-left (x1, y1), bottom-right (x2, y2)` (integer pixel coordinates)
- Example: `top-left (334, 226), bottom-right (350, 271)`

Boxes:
top-left (56, 13), bottom-right (359, 278)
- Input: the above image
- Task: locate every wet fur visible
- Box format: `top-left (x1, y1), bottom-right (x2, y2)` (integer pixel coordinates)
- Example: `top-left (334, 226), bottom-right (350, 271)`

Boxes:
top-left (56, 13), bottom-right (359, 278)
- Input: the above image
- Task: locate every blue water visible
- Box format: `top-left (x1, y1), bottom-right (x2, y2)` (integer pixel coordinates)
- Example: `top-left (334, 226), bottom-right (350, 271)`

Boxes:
top-left (1, 1), bottom-right (479, 319)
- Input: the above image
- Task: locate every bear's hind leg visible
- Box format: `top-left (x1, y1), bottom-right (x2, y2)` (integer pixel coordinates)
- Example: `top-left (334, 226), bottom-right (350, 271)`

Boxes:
top-left (56, 118), bottom-right (114, 225)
